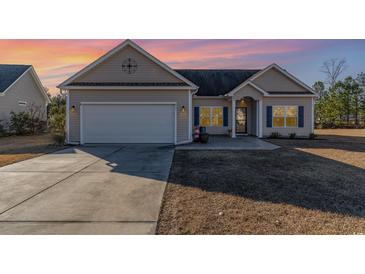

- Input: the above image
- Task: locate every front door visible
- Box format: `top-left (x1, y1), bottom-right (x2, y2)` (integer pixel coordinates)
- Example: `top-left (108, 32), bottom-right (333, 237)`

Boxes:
top-left (235, 107), bottom-right (247, 134)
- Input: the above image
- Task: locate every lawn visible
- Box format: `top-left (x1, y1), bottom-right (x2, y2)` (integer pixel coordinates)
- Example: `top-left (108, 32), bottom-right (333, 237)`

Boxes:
top-left (0, 134), bottom-right (64, 167)
top-left (157, 129), bottom-right (365, 234)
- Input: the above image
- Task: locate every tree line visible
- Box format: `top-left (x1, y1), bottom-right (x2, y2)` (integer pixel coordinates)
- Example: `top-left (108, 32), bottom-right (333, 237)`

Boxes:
top-left (313, 58), bottom-right (365, 128)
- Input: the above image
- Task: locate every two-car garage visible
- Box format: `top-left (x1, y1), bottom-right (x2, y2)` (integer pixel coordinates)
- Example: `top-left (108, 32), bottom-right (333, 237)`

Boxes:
top-left (80, 103), bottom-right (176, 144)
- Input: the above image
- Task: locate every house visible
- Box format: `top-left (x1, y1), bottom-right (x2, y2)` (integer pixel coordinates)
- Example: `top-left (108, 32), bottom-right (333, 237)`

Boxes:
top-left (58, 40), bottom-right (317, 145)
top-left (0, 65), bottom-right (50, 125)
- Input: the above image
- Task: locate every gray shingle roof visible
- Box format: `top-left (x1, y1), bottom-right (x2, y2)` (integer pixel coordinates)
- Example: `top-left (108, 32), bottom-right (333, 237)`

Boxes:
top-left (175, 69), bottom-right (260, 96)
top-left (0, 64), bottom-right (31, 93)
top-left (267, 91), bottom-right (313, 95)
top-left (68, 82), bottom-right (189, 87)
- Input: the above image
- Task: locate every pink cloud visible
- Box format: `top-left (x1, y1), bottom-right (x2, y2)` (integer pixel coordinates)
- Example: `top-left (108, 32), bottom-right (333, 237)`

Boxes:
top-left (0, 39), bottom-right (334, 95)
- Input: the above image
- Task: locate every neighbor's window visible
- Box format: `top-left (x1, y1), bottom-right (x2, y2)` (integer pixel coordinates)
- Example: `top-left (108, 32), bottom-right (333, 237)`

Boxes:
top-left (199, 106), bottom-right (223, 127)
top-left (273, 106), bottom-right (298, 128)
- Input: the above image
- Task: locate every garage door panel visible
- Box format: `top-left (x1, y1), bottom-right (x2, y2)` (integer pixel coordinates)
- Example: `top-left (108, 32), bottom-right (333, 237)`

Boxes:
top-left (82, 104), bottom-right (175, 144)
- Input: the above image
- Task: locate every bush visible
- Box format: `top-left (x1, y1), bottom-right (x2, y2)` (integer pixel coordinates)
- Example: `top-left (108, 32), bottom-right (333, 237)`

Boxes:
top-left (269, 132), bottom-right (280, 139)
top-left (48, 103), bottom-right (65, 135)
top-left (0, 120), bottom-right (7, 137)
top-left (9, 104), bottom-right (46, 135)
top-left (52, 132), bottom-right (65, 145)
top-left (289, 133), bottom-right (296, 139)
top-left (309, 133), bottom-right (317, 139)
top-left (9, 111), bottom-right (31, 135)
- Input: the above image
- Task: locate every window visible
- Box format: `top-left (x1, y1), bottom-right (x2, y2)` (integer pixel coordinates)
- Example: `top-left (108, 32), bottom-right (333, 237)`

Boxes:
top-left (273, 106), bottom-right (298, 128)
top-left (200, 107), bottom-right (211, 126)
top-left (18, 101), bottom-right (27, 106)
top-left (212, 107), bottom-right (223, 126)
top-left (199, 106), bottom-right (223, 127)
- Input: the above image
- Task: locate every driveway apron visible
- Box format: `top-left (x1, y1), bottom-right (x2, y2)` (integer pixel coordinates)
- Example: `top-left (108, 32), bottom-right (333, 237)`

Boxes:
top-left (0, 144), bottom-right (174, 234)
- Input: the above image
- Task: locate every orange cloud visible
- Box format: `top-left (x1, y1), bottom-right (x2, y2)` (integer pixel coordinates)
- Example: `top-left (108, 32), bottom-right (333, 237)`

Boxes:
top-left (0, 39), bottom-right (333, 95)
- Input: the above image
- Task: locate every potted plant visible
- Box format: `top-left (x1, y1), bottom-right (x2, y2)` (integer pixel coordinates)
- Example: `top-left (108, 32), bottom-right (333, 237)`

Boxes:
top-left (200, 132), bottom-right (209, 143)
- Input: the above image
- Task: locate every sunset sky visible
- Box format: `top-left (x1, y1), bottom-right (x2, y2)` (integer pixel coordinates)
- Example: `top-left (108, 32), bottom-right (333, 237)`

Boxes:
top-left (0, 39), bottom-right (364, 95)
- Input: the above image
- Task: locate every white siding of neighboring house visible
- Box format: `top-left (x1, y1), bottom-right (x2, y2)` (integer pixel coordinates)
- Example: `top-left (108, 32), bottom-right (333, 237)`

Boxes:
top-left (0, 70), bottom-right (48, 126)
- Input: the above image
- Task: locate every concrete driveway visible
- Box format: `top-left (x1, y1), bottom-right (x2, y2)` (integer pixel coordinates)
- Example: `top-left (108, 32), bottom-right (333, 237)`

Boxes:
top-left (0, 145), bottom-right (174, 234)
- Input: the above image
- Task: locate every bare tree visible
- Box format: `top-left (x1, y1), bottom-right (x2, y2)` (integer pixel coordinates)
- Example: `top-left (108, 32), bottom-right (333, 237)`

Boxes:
top-left (321, 58), bottom-right (347, 88)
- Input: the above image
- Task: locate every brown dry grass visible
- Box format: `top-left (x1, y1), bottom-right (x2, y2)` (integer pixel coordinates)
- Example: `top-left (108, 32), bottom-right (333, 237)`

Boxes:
top-left (157, 129), bottom-right (365, 235)
top-left (0, 134), bottom-right (63, 167)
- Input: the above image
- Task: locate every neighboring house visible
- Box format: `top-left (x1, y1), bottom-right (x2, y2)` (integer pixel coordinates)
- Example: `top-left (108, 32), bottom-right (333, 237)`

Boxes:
top-left (0, 65), bottom-right (50, 126)
top-left (58, 39), bottom-right (317, 145)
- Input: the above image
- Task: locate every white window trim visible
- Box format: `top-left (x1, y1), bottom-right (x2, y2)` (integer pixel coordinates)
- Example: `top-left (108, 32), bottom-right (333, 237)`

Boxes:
top-left (272, 105), bottom-right (298, 128)
top-left (200, 106), bottom-right (224, 127)
top-left (18, 100), bottom-right (27, 106)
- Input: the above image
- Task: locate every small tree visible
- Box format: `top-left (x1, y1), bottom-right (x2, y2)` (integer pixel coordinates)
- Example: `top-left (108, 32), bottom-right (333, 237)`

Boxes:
top-left (48, 93), bottom-right (66, 144)
top-left (336, 77), bottom-right (361, 125)
top-left (356, 72), bottom-right (365, 124)
top-left (321, 58), bottom-right (347, 88)
top-left (313, 81), bottom-right (326, 97)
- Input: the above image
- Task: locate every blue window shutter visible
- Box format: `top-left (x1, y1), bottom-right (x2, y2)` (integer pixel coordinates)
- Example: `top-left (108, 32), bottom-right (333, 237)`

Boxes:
top-left (194, 107), bottom-right (200, 126)
top-left (223, 107), bottom-right (228, 127)
top-left (266, 106), bottom-right (272, 127)
top-left (298, 106), bottom-right (304, 127)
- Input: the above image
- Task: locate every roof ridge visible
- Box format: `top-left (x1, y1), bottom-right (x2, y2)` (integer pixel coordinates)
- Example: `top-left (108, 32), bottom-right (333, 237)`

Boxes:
top-left (175, 68), bottom-right (261, 71)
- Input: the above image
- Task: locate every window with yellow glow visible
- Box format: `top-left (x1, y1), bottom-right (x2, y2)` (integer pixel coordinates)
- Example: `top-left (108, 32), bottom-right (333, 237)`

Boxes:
top-left (199, 107), bottom-right (223, 127)
top-left (200, 107), bottom-right (211, 126)
top-left (286, 106), bottom-right (298, 127)
top-left (211, 107), bottom-right (223, 126)
top-left (272, 106), bottom-right (298, 128)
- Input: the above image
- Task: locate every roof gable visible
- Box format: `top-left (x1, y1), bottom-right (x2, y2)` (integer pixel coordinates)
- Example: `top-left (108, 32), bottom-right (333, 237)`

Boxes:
top-left (0, 64), bottom-right (31, 93)
top-left (227, 63), bottom-right (315, 97)
top-left (59, 40), bottom-right (197, 89)
top-left (176, 69), bottom-right (260, 96)
top-left (253, 66), bottom-right (308, 93)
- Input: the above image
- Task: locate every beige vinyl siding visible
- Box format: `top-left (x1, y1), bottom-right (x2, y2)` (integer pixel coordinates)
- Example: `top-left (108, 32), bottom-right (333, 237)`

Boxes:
top-left (0, 70), bottom-right (47, 123)
top-left (73, 45), bottom-right (184, 84)
top-left (192, 98), bottom-right (231, 135)
top-left (262, 97), bottom-right (313, 137)
top-left (68, 89), bottom-right (190, 143)
top-left (253, 67), bottom-right (307, 93)
top-left (232, 84), bottom-right (264, 101)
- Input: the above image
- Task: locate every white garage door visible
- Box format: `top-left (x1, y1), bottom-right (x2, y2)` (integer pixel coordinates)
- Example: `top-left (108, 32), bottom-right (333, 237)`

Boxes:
top-left (81, 103), bottom-right (175, 144)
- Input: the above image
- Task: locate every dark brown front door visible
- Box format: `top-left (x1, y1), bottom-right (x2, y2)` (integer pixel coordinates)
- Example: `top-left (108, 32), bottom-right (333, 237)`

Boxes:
top-left (236, 107), bottom-right (247, 134)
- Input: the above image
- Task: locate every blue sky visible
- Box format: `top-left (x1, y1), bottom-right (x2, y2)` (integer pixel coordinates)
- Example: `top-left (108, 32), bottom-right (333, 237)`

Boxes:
top-left (0, 39), bottom-right (364, 94)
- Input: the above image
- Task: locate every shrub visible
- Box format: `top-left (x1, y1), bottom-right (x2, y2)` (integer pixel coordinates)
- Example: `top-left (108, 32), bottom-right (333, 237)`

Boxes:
top-left (309, 133), bottom-right (317, 139)
top-left (269, 132), bottom-right (280, 139)
top-left (52, 132), bottom-right (65, 145)
top-left (0, 120), bottom-right (7, 137)
top-left (48, 104), bottom-right (65, 134)
top-left (27, 104), bottom-right (46, 134)
top-left (289, 133), bottom-right (296, 139)
top-left (48, 95), bottom-right (66, 145)
top-left (9, 111), bottom-right (31, 135)
top-left (9, 104), bottom-right (46, 135)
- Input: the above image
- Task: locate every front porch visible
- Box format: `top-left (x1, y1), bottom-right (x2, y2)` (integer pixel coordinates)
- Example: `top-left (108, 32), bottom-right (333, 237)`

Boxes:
top-left (231, 96), bottom-right (262, 138)
top-left (176, 136), bottom-right (279, 150)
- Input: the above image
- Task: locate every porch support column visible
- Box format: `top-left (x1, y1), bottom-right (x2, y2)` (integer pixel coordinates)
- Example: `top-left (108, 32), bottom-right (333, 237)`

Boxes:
top-left (258, 99), bottom-right (263, 138)
top-left (256, 100), bottom-right (259, 137)
top-left (231, 99), bottom-right (236, 138)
